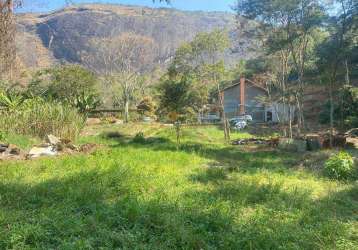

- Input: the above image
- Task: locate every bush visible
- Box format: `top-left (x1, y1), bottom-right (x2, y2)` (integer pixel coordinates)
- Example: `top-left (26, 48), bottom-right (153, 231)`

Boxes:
top-left (0, 98), bottom-right (85, 140)
top-left (132, 132), bottom-right (146, 144)
top-left (137, 96), bottom-right (156, 117)
top-left (28, 65), bottom-right (101, 113)
top-left (324, 151), bottom-right (354, 180)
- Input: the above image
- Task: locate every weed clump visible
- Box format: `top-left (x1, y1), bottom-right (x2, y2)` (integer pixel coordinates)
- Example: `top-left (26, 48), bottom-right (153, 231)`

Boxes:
top-left (0, 98), bottom-right (85, 140)
top-left (132, 132), bottom-right (146, 144)
top-left (325, 151), bottom-right (354, 180)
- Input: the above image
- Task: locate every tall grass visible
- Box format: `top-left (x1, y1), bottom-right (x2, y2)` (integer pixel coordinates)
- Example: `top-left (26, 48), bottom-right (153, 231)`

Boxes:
top-left (0, 98), bottom-right (85, 140)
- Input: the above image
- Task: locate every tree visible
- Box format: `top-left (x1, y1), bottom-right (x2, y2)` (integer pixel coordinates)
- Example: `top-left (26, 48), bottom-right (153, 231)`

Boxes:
top-left (137, 96), bottom-right (156, 118)
top-left (169, 29), bottom-right (232, 141)
top-left (82, 32), bottom-right (156, 122)
top-left (0, 0), bottom-right (16, 79)
top-left (158, 76), bottom-right (201, 145)
top-left (27, 65), bottom-right (101, 113)
top-left (236, 0), bottom-right (325, 134)
top-left (316, 0), bottom-right (358, 144)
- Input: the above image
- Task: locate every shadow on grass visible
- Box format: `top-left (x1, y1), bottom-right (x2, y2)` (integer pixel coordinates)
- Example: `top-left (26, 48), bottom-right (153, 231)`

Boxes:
top-left (107, 132), bottom-right (299, 175)
top-left (0, 166), bottom-right (357, 249)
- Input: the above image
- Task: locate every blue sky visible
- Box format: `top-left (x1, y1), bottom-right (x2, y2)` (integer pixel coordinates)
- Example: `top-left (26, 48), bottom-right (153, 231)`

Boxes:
top-left (21, 0), bottom-right (237, 13)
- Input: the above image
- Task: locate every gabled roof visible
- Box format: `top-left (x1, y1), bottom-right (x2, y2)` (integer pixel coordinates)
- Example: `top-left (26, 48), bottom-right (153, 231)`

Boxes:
top-left (222, 79), bottom-right (268, 93)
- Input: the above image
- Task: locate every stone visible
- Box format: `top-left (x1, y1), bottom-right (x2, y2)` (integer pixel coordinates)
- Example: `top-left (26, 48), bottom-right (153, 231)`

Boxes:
top-left (0, 146), bottom-right (7, 153)
top-left (346, 137), bottom-right (358, 149)
top-left (345, 128), bottom-right (358, 138)
top-left (66, 144), bottom-right (79, 151)
top-left (56, 143), bottom-right (65, 152)
top-left (0, 143), bottom-right (9, 148)
top-left (46, 134), bottom-right (61, 146)
top-left (9, 145), bottom-right (21, 155)
top-left (60, 138), bottom-right (72, 145)
top-left (27, 146), bottom-right (57, 159)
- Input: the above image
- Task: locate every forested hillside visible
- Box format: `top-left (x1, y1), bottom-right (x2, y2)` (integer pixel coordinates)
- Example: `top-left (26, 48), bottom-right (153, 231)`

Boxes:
top-left (16, 4), bottom-right (257, 71)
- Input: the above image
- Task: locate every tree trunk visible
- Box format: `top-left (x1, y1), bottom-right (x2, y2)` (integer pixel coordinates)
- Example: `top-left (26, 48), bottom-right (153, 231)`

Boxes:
top-left (217, 83), bottom-right (230, 143)
top-left (124, 99), bottom-right (130, 123)
top-left (295, 93), bottom-right (302, 136)
top-left (329, 82), bottom-right (334, 148)
top-left (345, 60), bottom-right (350, 86)
top-left (288, 105), bottom-right (293, 139)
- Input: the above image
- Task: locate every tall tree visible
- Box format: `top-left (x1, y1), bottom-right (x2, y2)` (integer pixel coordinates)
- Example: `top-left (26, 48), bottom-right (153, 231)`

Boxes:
top-left (82, 33), bottom-right (156, 122)
top-left (169, 29), bottom-right (232, 141)
top-left (315, 0), bottom-right (357, 144)
top-left (236, 0), bottom-right (325, 134)
top-left (0, 0), bottom-right (16, 79)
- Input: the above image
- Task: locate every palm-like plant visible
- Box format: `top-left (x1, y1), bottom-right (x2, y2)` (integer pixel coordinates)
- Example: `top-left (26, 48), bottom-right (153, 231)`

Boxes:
top-left (0, 91), bottom-right (24, 111)
top-left (72, 93), bottom-right (101, 114)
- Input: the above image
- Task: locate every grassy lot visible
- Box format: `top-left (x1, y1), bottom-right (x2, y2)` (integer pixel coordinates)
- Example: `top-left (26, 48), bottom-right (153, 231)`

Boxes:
top-left (0, 124), bottom-right (357, 249)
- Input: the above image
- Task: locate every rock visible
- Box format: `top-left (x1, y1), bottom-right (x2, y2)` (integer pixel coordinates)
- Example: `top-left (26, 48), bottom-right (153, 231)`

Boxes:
top-left (9, 145), bottom-right (21, 155)
top-left (46, 134), bottom-right (61, 146)
top-left (86, 118), bottom-right (102, 126)
top-left (0, 146), bottom-right (7, 153)
top-left (0, 143), bottom-right (9, 148)
top-left (66, 144), bottom-right (79, 151)
top-left (346, 137), bottom-right (358, 149)
top-left (27, 146), bottom-right (57, 159)
top-left (56, 143), bottom-right (65, 152)
top-left (60, 138), bottom-right (72, 145)
top-left (345, 128), bottom-right (358, 138)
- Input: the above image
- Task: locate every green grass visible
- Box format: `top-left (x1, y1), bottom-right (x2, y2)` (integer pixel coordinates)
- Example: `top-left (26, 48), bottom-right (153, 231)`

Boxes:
top-left (0, 124), bottom-right (357, 249)
top-left (0, 132), bottom-right (40, 150)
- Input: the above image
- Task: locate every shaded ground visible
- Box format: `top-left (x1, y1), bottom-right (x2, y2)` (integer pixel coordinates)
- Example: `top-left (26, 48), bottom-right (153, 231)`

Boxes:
top-left (0, 124), bottom-right (357, 249)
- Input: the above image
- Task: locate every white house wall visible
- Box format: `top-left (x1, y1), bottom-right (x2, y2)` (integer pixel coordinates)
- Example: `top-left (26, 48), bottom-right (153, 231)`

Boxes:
top-left (265, 103), bottom-right (295, 123)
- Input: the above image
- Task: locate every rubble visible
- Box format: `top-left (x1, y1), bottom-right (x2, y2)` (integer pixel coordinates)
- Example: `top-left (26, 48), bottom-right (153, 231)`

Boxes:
top-left (46, 134), bottom-right (61, 146)
top-left (27, 146), bottom-right (57, 159)
top-left (1, 133), bottom-right (100, 161)
top-left (0, 143), bottom-right (22, 160)
top-left (232, 138), bottom-right (279, 146)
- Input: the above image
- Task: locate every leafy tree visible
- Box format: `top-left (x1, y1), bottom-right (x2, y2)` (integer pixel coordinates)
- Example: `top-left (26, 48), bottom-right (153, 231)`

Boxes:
top-left (28, 65), bottom-right (101, 113)
top-left (137, 96), bottom-right (156, 117)
top-left (315, 0), bottom-right (357, 144)
top-left (169, 29), bottom-right (231, 141)
top-left (158, 76), bottom-right (201, 145)
top-left (236, 0), bottom-right (326, 134)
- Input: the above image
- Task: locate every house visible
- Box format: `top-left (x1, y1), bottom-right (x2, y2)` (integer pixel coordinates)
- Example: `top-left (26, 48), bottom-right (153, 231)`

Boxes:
top-left (221, 78), bottom-right (294, 123)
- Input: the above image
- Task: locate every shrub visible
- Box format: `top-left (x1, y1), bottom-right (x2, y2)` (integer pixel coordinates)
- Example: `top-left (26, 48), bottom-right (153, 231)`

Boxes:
top-left (0, 90), bottom-right (24, 111)
top-left (27, 65), bottom-right (101, 113)
top-left (137, 96), bottom-right (156, 117)
top-left (0, 130), bottom-right (6, 142)
top-left (324, 151), bottom-right (354, 180)
top-left (0, 98), bottom-right (85, 140)
top-left (132, 132), bottom-right (146, 144)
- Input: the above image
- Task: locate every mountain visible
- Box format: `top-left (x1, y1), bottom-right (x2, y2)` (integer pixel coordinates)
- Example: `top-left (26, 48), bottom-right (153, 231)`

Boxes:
top-left (15, 4), bottom-right (257, 71)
